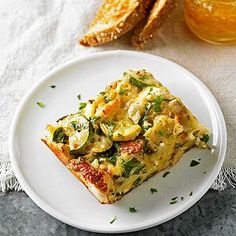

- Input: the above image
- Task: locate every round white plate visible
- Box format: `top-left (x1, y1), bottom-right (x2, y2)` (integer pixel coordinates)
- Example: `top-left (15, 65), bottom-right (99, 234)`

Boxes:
top-left (9, 50), bottom-right (227, 233)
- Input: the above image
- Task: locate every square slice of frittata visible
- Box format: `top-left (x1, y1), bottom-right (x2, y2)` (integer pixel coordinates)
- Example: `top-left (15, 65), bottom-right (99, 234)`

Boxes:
top-left (42, 70), bottom-right (209, 204)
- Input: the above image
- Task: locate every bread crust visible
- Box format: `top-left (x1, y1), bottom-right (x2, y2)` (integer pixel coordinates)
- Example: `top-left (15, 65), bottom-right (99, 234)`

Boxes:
top-left (131, 0), bottom-right (177, 48)
top-left (41, 138), bottom-right (114, 204)
top-left (80, 0), bottom-right (145, 47)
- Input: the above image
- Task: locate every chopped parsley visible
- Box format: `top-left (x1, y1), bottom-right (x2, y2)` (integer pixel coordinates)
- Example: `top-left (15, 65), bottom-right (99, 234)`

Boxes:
top-left (190, 160), bottom-right (200, 167)
top-left (119, 88), bottom-right (128, 95)
top-left (171, 196), bottom-right (178, 201)
top-left (129, 77), bottom-right (147, 89)
top-left (77, 94), bottom-right (81, 100)
top-left (162, 171), bottom-right (170, 178)
top-left (52, 127), bottom-right (68, 144)
top-left (190, 191), bottom-right (193, 196)
top-left (200, 134), bottom-right (209, 143)
top-left (50, 85), bottom-right (56, 89)
top-left (78, 102), bottom-right (86, 110)
top-left (123, 158), bottom-right (143, 178)
top-left (109, 153), bottom-right (117, 165)
top-left (203, 171), bottom-right (206, 174)
top-left (150, 188), bottom-right (158, 194)
top-left (170, 200), bottom-right (177, 205)
top-left (181, 197), bottom-right (184, 201)
top-left (154, 96), bottom-right (163, 112)
top-left (129, 207), bottom-right (137, 213)
top-left (71, 121), bottom-right (78, 131)
top-left (110, 216), bottom-right (117, 224)
top-left (100, 91), bottom-right (106, 96)
top-left (36, 102), bottom-right (45, 108)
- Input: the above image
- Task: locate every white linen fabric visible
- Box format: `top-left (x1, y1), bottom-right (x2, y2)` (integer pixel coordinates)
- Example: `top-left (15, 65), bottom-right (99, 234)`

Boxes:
top-left (0, 0), bottom-right (236, 192)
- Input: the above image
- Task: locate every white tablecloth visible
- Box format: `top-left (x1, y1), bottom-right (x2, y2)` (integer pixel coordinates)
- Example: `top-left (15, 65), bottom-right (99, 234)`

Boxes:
top-left (0, 0), bottom-right (236, 192)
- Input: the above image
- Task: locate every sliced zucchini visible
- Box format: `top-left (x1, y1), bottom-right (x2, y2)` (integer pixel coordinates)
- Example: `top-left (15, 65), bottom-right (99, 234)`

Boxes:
top-left (90, 134), bottom-right (113, 153)
top-left (52, 127), bottom-right (68, 144)
top-left (68, 115), bottom-right (92, 153)
top-left (100, 119), bottom-right (141, 141)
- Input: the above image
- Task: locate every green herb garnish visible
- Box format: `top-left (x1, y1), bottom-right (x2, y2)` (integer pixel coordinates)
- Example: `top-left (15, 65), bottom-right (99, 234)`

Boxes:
top-left (171, 196), bottom-right (178, 201)
top-left (109, 154), bottom-right (117, 165)
top-left (154, 96), bottom-right (163, 112)
top-left (71, 121), bottom-right (78, 131)
top-left (119, 88), bottom-right (128, 95)
top-left (110, 216), bottom-right (117, 224)
top-left (103, 95), bottom-right (111, 103)
top-left (181, 197), bottom-right (184, 201)
top-left (123, 158), bottom-right (143, 178)
top-left (162, 171), bottom-right (170, 178)
top-left (77, 94), bottom-right (81, 100)
top-left (52, 127), bottom-right (68, 144)
top-left (190, 191), bottom-right (193, 196)
top-left (79, 102), bottom-right (86, 110)
top-left (37, 102), bottom-right (45, 108)
top-left (150, 188), bottom-right (158, 194)
top-left (190, 160), bottom-right (200, 167)
top-left (129, 207), bottom-right (137, 213)
top-left (50, 85), bottom-right (56, 89)
top-left (170, 200), bottom-right (177, 205)
top-left (200, 134), bottom-right (209, 143)
top-left (130, 77), bottom-right (147, 89)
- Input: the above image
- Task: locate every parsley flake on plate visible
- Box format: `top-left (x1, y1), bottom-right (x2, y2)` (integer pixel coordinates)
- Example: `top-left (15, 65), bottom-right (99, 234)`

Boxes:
top-left (50, 85), bottom-right (56, 89)
top-left (162, 171), bottom-right (170, 177)
top-left (110, 216), bottom-right (117, 224)
top-left (190, 160), bottom-right (200, 167)
top-left (36, 102), bottom-right (45, 108)
top-left (129, 207), bottom-right (137, 213)
top-left (150, 188), bottom-right (158, 194)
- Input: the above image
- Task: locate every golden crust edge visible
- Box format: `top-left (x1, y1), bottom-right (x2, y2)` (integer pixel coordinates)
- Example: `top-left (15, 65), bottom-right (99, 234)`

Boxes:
top-left (41, 138), bottom-right (113, 204)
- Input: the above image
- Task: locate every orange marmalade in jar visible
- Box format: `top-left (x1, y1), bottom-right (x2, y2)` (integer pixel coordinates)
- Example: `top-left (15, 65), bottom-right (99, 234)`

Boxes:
top-left (184, 0), bottom-right (236, 44)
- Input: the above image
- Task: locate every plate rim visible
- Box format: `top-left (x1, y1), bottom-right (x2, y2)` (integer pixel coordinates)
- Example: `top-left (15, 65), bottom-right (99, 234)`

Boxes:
top-left (9, 50), bottom-right (227, 233)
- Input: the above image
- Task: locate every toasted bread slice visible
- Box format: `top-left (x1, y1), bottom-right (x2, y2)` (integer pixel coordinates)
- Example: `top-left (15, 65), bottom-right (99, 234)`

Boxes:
top-left (42, 138), bottom-right (115, 204)
top-left (142, 0), bottom-right (155, 9)
top-left (80, 0), bottom-right (146, 47)
top-left (131, 0), bottom-right (177, 48)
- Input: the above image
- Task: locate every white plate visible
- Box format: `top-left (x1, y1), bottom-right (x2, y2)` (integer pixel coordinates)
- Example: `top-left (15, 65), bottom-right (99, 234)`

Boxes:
top-left (9, 50), bottom-right (227, 233)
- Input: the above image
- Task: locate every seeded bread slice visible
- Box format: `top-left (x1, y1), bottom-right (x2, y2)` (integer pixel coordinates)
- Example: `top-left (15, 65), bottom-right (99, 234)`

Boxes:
top-left (80, 0), bottom-right (145, 47)
top-left (131, 0), bottom-right (177, 48)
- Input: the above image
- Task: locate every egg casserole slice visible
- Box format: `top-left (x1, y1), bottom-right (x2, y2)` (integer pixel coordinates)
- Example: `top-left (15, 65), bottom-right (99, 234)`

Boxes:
top-left (42, 70), bottom-right (209, 204)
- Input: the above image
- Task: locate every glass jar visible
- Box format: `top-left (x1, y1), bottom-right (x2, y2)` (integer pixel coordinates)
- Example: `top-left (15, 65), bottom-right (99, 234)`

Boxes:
top-left (184, 0), bottom-right (236, 44)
